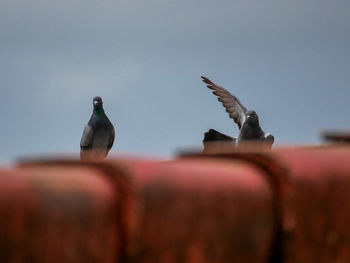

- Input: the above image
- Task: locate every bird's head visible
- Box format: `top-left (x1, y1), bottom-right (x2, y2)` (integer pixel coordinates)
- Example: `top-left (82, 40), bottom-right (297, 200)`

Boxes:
top-left (93, 96), bottom-right (103, 109)
top-left (246, 110), bottom-right (259, 125)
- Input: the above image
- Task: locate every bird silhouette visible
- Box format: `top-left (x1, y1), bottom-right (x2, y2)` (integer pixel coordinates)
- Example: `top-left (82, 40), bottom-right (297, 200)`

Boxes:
top-left (201, 76), bottom-right (274, 147)
top-left (80, 96), bottom-right (115, 160)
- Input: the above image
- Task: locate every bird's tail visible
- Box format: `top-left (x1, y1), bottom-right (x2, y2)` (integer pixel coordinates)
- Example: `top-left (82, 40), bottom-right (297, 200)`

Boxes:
top-left (203, 129), bottom-right (236, 143)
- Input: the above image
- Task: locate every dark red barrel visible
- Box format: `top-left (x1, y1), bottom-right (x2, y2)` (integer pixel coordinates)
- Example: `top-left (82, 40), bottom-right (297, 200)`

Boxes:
top-left (17, 157), bottom-right (275, 263)
top-left (0, 166), bottom-right (119, 263)
top-left (275, 148), bottom-right (350, 263)
top-left (110, 158), bottom-right (275, 263)
top-left (193, 146), bottom-right (350, 263)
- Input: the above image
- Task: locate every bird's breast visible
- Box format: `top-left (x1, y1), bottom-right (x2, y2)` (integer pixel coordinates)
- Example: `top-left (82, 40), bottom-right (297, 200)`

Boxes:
top-left (240, 123), bottom-right (263, 140)
top-left (91, 129), bottom-right (111, 149)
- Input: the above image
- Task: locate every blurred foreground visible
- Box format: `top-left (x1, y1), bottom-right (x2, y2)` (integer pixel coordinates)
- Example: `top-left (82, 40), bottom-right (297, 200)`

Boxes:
top-left (1, 143), bottom-right (350, 262)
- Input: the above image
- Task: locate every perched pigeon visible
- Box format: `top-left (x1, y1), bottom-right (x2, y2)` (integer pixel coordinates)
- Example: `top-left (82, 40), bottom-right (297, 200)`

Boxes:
top-left (201, 76), bottom-right (274, 147)
top-left (80, 96), bottom-right (115, 160)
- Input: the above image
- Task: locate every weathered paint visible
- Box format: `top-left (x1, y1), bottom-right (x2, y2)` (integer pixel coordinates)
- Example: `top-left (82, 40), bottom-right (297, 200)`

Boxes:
top-left (0, 166), bottom-right (119, 263)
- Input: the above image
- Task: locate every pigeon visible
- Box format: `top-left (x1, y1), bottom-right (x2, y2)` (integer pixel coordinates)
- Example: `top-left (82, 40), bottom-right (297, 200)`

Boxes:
top-left (201, 76), bottom-right (274, 147)
top-left (80, 96), bottom-right (115, 160)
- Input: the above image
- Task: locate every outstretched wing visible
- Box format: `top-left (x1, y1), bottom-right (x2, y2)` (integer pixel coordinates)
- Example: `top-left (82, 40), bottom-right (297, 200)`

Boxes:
top-left (80, 124), bottom-right (93, 150)
top-left (201, 76), bottom-right (247, 129)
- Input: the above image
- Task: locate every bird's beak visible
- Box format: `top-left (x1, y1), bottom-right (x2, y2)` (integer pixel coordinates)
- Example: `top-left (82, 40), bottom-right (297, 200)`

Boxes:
top-left (94, 101), bottom-right (99, 106)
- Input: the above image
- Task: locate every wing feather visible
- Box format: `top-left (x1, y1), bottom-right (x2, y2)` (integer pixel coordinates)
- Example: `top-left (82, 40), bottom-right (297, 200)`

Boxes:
top-left (108, 125), bottom-right (115, 150)
top-left (202, 76), bottom-right (247, 129)
top-left (80, 125), bottom-right (93, 150)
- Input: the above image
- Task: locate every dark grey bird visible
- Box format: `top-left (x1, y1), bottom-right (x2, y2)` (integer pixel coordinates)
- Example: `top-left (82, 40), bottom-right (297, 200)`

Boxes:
top-left (80, 96), bottom-right (115, 160)
top-left (201, 76), bottom-right (274, 147)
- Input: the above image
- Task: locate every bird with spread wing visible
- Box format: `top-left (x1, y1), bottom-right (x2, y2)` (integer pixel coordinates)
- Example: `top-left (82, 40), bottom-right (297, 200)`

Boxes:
top-left (201, 76), bottom-right (274, 147)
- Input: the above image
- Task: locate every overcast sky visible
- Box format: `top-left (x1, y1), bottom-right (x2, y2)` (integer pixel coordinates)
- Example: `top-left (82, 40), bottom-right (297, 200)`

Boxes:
top-left (1, 0), bottom-right (349, 162)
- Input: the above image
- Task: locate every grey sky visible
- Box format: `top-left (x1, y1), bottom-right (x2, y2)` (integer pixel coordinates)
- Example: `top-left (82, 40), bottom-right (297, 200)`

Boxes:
top-left (1, 0), bottom-right (350, 161)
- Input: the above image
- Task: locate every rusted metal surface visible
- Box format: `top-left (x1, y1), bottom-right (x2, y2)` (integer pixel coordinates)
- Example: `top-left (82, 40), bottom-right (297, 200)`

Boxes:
top-left (275, 148), bottom-right (350, 263)
top-left (201, 141), bottom-right (274, 154)
top-left (0, 166), bottom-right (119, 263)
top-left (17, 157), bottom-right (275, 263)
top-left (185, 146), bottom-right (350, 263)
top-left (18, 158), bottom-right (160, 263)
top-left (181, 147), bottom-right (290, 263)
top-left (116, 158), bottom-right (275, 263)
top-left (9, 147), bottom-right (350, 262)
